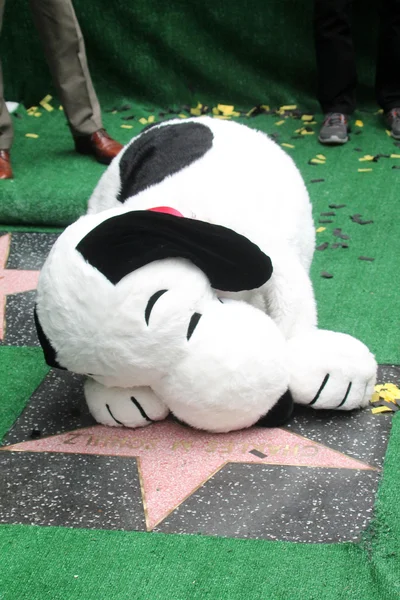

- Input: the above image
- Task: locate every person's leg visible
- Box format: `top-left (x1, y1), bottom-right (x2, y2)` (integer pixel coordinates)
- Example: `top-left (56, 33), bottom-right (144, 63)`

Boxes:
top-left (28, 0), bottom-right (102, 137)
top-left (376, 0), bottom-right (400, 111)
top-left (314, 0), bottom-right (357, 114)
top-left (28, 0), bottom-right (122, 163)
top-left (0, 0), bottom-right (13, 152)
top-left (0, 0), bottom-right (13, 178)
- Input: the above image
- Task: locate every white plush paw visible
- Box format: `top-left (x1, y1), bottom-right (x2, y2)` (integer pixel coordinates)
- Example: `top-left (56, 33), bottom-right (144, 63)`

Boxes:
top-left (84, 379), bottom-right (169, 428)
top-left (287, 330), bottom-right (377, 410)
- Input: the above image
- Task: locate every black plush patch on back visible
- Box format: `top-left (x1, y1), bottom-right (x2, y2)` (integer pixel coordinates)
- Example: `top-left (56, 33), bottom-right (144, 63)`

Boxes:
top-left (34, 307), bottom-right (66, 370)
top-left (76, 211), bottom-right (273, 292)
top-left (117, 122), bottom-right (213, 203)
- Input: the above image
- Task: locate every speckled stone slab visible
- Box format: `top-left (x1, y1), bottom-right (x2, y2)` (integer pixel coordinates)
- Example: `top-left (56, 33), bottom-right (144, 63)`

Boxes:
top-left (0, 231), bottom-right (58, 347)
top-left (0, 366), bottom-right (395, 541)
top-left (0, 231), bottom-right (397, 541)
top-left (0, 451), bottom-right (146, 530)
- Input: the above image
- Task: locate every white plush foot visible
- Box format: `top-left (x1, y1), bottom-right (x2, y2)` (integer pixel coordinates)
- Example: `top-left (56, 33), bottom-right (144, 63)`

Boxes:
top-left (287, 329), bottom-right (377, 410)
top-left (84, 379), bottom-right (169, 428)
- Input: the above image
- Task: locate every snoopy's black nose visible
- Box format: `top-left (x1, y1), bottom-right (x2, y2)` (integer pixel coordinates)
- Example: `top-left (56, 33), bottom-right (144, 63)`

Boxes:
top-left (256, 390), bottom-right (294, 428)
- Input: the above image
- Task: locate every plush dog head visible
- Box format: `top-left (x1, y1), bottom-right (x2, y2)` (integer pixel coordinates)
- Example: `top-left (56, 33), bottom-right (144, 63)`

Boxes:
top-left (35, 207), bottom-right (291, 432)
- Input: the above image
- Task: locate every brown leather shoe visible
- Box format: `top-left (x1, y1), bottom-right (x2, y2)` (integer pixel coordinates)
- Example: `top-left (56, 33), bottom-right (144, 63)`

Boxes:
top-left (74, 129), bottom-right (123, 165)
top-left (0, 150), bottom-right (13, 179)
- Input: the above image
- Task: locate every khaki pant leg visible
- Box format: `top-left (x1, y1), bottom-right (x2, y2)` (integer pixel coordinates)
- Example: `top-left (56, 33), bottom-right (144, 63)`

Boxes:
top-left (29, 0), bottom-right (103, 136)
top-left (0, 0), bottom-right (14, 150)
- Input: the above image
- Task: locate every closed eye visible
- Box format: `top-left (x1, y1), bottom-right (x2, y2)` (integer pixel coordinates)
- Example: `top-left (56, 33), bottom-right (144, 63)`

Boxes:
top-left (187, 312), bottom-right (202, 340)
top-left (145, 289), bottom-right (168, 325)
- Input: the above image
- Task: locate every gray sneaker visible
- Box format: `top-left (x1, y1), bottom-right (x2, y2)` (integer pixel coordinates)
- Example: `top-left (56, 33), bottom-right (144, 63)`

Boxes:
top-left (386, 109), bottom-right (400, 139)
top-left (318, 113), bottom-right (349, 145)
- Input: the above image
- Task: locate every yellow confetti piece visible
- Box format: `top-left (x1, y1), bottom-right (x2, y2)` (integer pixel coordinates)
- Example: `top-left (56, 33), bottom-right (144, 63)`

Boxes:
top-left (33, 112), bottom-right (42, 117)
top-left (358, 168), bottom-right (372, 172)
top-left (147, 115), bottom-right (155, 124)
top-left (218, 104), bottom-right (235, 115)
top-left (386, 129), bottom-right (392, 136)
top-left (301, 115), bottom-right (314, 121)
top-left (212, 107), bottom-right (221, 115)
top-left (27, 106), bottom-right (38, 113)
top-left (281, 143), bottom-right (295, 148)
top-left (213, 115), bottom-right (230, 119)
top-left (40, 94), bottom-right (52, 104)
top-left (309, 121), bottom-right (317, 125)
top-left (190, 108), bottom-right (202, 116)
top-left (390, 154), bottom-right (400, 158)
top-left (355, 120), bottom-right (363, 127)
top-left (359, 155), bottom-right (375, 162)
top-left (275, 120), bottom-right (285, 126)
top-left (138, 117), bottom-right (148, 125)
top-left (111, 110), bottom-right (118, 114)
top-left (280, 105), bottom-right (297, 111)
top-left (316, 227), bottom-right (326, 233)
top-left (40, 102), bottom-right (53, 112)
top-left (121, 124), bottom-right (133, 129)
top-left (178, 114), bottom-right (188, 118)
top-left (316, 154), bottom-right (326, 160)
top-left (231, 111), bottom-right (240, 117)
top-left (301, 130), bottom-right (315, 135)
top-left (59, 105), bottom-right (64, 111)
top-left (372, 406), bottom-right (393, 414)
top-left (375, 108), bottom-right (384, 115)
top-left (261, 104), bottom-right (270, 111)
top-left (310, 158), bottom-right (325, 165)
top-left (25, 133), bottom-right (39, 139)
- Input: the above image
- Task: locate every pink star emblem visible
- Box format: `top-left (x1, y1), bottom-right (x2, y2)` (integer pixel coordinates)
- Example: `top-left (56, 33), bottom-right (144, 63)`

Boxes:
top-left (4, 421), bottom-right (377, 530)
top-left (0, 234), bottom-right (40, 340)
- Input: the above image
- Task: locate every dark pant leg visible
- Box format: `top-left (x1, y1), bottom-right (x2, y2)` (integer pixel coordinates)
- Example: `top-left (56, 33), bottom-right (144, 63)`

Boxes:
top-left (0, 0), bottom-right (14, 150)
top-left (314, 0), bottom-right (357, 114)
top-left (28, 0), bottom-right (102, 136)
top-left (376, 0), bottom-right (400, 111)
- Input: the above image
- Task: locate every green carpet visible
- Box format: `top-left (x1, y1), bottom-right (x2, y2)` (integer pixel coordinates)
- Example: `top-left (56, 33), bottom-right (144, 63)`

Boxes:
top-left (1, 105), bottom-right (399, 364)
top-left (1, 0), bottom-right (379, 110)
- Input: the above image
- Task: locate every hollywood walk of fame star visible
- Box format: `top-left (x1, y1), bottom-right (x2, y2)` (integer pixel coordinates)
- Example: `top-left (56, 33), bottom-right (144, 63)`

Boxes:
top-left (0, 234), bottom-right (40, 340)
top-left (2, 420), bottom-right (377, 530)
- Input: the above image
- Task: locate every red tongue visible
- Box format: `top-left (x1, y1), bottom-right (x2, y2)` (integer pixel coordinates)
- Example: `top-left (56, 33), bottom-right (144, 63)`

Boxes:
top-left (147, 206), bottom-right (184, 218)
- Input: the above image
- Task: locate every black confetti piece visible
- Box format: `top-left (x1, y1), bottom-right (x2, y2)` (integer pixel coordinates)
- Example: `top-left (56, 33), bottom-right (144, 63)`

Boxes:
top-left (359, 256), bottom-right (375, 261)
top-left (354, 130), bottom-right (363, 135)
top-left (329, 203), bottom-right (346, 209)
top-left (333, 228), bottom-right (350, 240)
top-left (321, 271), bottom-right (334, 279)
top-left (30, 429), bottom-right (41, 439)
top-left (320, 211), bottom-right (336, 217)
top-left (380, 401), bottom-right (399, 412)
top-left (319, 219), bottom-right (333, 224)
top-left (249, 449), bottom-right (267, 459)
top-left (354, 148), bottom-right (363, 152)
top-left (119, 104), bottom-right (131, 111)
top-left (316, 242), bottom-right (329, 251)
top-left (310, 178), bottom-right (325, 183)
top-left (350, 214), bottom-right (374, 225)
top-left (392, 165), bottom-right (400, 170)
top-left (13, 112), bottom-right (22, 119)
top-left (291, 135), bottom-right (303, 140)
top-left (121, 115), bottom-right (135, 120)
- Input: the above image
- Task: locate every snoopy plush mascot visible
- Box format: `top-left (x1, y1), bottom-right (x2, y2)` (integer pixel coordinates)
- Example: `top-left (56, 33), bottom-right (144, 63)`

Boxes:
top-left (34, 116), bottom-right (377, 433)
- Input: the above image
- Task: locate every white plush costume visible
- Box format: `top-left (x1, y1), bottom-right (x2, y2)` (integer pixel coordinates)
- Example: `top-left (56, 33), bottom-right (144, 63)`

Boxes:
top-left (35, 117), bottom-right (377, 433)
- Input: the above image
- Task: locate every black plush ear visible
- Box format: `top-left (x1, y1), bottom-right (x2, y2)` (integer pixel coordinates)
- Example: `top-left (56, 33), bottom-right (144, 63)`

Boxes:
top-left (256, 390), bottom-right (294, 427)
top-left (76, 211), bottom-right (273, 291)
top-left (34, 307), bottom-right (66, 370)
